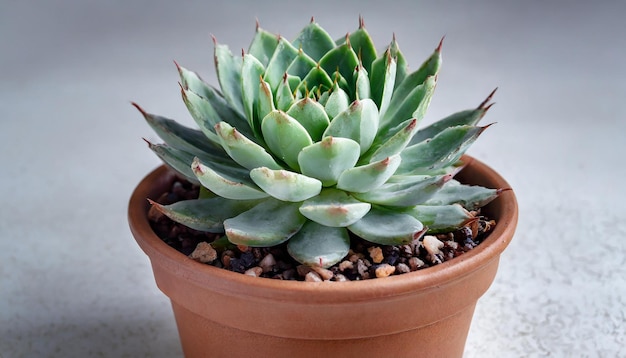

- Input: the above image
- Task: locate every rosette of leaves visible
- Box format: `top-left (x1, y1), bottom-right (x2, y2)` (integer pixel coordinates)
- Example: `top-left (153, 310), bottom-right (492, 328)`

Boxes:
top-left (134, 17), bottom-right (504, 268)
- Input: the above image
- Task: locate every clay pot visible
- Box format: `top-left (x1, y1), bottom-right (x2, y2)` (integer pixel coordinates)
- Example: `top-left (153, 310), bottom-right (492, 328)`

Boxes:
top-left (128, 156), bottom-right (518, 357)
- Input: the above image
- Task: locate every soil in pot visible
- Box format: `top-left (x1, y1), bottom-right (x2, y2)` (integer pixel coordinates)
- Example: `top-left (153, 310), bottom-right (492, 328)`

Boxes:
top-left (147, 173), bottom-right (497, 282)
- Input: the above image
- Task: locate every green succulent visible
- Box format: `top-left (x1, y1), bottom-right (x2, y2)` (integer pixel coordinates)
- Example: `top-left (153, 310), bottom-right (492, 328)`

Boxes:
top-left (134, 17), bottom-right (503, 268)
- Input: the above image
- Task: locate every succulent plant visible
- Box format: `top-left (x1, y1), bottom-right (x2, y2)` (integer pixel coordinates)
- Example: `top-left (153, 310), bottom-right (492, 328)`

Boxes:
top-left (134, 17), bottom-right (504, 268)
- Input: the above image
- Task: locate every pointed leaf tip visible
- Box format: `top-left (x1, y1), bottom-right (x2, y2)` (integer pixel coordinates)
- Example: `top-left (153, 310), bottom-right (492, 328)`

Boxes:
top-left (310, 16), bottom-right (315, 23)
top-left (478, 88), bottom-right (498, 109)
top-left (131, 102), bottom-right (147, 116)
top-left (211, 34), bottom-right (217, 45)
top-left (497, 188), bottom-right (513, 195)
top-left (413, 226), bottom-right (428, 240)
top-left (359, 15), bottom-right (365, 29)
top-left (436, 36), bottom-right (445, 52)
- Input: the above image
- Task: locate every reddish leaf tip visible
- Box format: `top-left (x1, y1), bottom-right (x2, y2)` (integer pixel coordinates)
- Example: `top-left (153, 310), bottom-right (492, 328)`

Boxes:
top-left (130, 102), bottom-right (147, 116)
top-left (359, 15), bottom-right (365, 29)
top-left (211, 34), bottom-right (217, 45)
top-left (413, 226), bottom-right (428, 240)
top-left (478, 88), bottom-right (498, 109)
top-left (497, 188), bottom-right (513, 195)
top-left (310, 16), bottom-right (315, 23)
top-left (436, 36), bottom-right (445, 52)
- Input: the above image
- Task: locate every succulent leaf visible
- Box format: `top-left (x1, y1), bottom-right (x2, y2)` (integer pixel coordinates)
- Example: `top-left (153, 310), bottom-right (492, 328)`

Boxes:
top-left (133, 103), bottom-right (218, 156)
top-left (324, 82), bottom-right (350, 119)
top-left (366, 118), bottom-right (419, 163)
top-left (296, 65), bottom-right (334, 97)
top-left (399, 125), bottom-right (488, 174)
top-left (389, 36), bottom-right (408, 90)
top-left (323, 98), bottom-right (379, 154)
top-left (348, 207), bottom-right (425, 245)
top-left (241, 53), bottom-right (266, 137)
top-left (247, 26), bottom-right (279, 67)
top-left (353, 174), bottom-right (451, 206)
top-left (192, 157), bottom-right (269, 200)
top-left (298, 136), bottom-right (361, 186)
top-left (224, 199), bottom-right (306, 246)
top-left (336, 155), bottom-right (401, 193)
top-left (286, 97), bottom-right (330, 141)
top-left (404, 204), bottom-right (473, 234)
top-left (299, 188), bottom-right (371, 227)
top-left (261, 110), bottom-right (313, 170)
top-left (148, 197), bottom-right (262, 232)
top-left (257, 79), bottom-right (276, 125)
top-left (249, 167), bottom-right (322, 202)
top-left (215, 121), bottom-right (282, 171)
top-left (178, 66), bottom-right (256, 142)
top-left (354, 64), bottom-right (371, 100)
top-left (292, 21), bottom-right (336, 62)
top-left (286, 49), bottom-right (317, 79)
top-left (379, 76), bottom-right (437, 136)
top-left (411, 89), bottom-right (496, 145)
top-left (348, 23), bottom-right (377, 74)
top-left (275, 74), bottom-right (296, 111)
top-left (369, 50), bottom-right (397, 118)
top-left (145, 141), bottom-right (200, 184)
top-left (214, 41), bottom-right (245, 116)
top-left (319, 42), bottom-right (359, 96)
top-left (287, 221), bottom-right (350, 269)
top-left (264, 38), bottom-right (300, 91)
top-left (424, 179), bottom-right (502, 210)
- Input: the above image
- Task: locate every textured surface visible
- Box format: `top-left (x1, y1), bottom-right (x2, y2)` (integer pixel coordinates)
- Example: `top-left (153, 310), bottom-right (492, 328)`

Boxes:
top-left (1, 1), bottom-right (625, 357)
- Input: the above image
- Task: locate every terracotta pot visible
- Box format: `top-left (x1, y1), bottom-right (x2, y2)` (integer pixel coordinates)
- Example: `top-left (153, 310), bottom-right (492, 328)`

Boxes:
top-left (128, 155), bottom-right (518, 358)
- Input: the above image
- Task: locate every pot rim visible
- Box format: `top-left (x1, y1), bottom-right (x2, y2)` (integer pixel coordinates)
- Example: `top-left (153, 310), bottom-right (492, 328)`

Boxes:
top-left (128, 155), bottom-right (518, 302)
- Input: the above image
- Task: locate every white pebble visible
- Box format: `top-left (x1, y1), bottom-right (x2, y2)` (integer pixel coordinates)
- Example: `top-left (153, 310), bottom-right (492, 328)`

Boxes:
top-left (423, 235), bottom-right (444, 256)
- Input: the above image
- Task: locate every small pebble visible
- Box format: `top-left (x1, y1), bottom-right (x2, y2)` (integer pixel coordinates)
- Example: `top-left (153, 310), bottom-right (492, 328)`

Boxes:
top-left (445, 241), bottom-right (459, 250)
top-left (189, 242), bottom-right (217, 263)
top-left (244, 267), bottom-right (263, 277)
top-left (357, 259), bottom-right (369, 276)
top-left (368, 246), bottom-right (384, 264)
top-left (305, 271), bottom-right (322, 282)
top-left (423, 235), bottom-right (444, 256)
top-left (259, 253), bottom-right (277, 273)
top-left (312, 267), bottom-right (334, 281)
top-left (375, 264), bottom-right (396, 278)
top-left (334, 274), bottom-right (348, 282)
top-left (396, 263), bottom-right (410, 274)
top-left (408, 257), bottom-right (425, 271)
top-left (338, 260), bottom-right (354, 272)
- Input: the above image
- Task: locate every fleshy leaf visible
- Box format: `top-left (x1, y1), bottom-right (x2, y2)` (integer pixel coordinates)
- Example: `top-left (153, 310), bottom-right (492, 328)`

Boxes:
top-left (276, 74), bottom-right (296, 111)
top-left (319, 42), bottom-right (359, 96)
top-left (241, 54), bottom-right (266, 137)
top-left (424, 179), bottom-right (503, 210)
top-left (215, 121), bottom-right (282, 170)
top-left (260, 110), bottom-right (313, 170)
top-left (369, 50), bottom-right (397, 117)
top-left (145, 141), bottom-right (199, 184)
top-left (180, 88), bottom-right (221, 145)
top-left (366, 118), bottom-right (419, 163)
top-left (257, 79), bottom-right (275, 125)
top-left (177, 65), bottom-right (255, 141)
top-left (390, 38), bottom-right (440, 98)
top-left (133, 103), bottom-right (217, 156)
top-left (354, 64), bottom-right (371, 100)
top-left (348, 18), bottom-right (377, 73)
top-left (404, 204), bottom-right (473, 234)
top-left (411, 89), bottom-right (496, 145)
top-left (296, 65), bottom-right (333, 96)
top-left (192, 157), bottom-right (269, 200)
top-left (286, 97), bottom-right (330, 141)
top-left (224, 199), bottom-right (306, 246)
top-left (298, 136), bottom-right (361, 186)
top-left (324, 82), bottom-right (350, 119)
top-left (214, 40), bottom-right (245, 116)
top-left (299, 188), bottom-right (371, 227)
top-left (323, 98), bottom-right (379, 154)
top-left (247, 25), bottom-right (279, 67)
top-left (286, 49), bottom-right (317, 79)
top-left (389, 36), bottom-right (408, 90)
top-left (148, 197), bottom-right (262, 233)
top-left (337, 155), bottom-right (401, 193)
top-left (353, 174), bottom-right (451, 206)
top-left (348, 207), bottom-right (425, 245)
top-left (379, 76), bottom-right (437, 136)
top-left (264, 37), bottom-right (300, 91)
top-left (292, 20), bottom-right (336, 62)
top-left (398, 125), bottom-right (489, 174)
top-left (287, 221), bottom-right (350, 268)
top-left (249, 167), bottom-right (322, 202)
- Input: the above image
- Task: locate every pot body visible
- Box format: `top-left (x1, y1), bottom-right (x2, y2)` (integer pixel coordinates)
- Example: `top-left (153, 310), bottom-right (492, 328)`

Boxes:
top-left (128, 156), bottom-right (518, 358)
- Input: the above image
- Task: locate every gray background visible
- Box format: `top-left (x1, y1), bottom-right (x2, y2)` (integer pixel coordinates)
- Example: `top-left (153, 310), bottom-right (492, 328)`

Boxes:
top-left (2, 0), bottom-right (625, 356)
